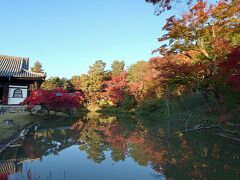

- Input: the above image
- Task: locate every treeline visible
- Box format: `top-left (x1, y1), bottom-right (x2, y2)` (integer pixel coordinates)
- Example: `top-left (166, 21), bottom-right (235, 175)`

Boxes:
top-left (33, 0), bottom-right (239, 113)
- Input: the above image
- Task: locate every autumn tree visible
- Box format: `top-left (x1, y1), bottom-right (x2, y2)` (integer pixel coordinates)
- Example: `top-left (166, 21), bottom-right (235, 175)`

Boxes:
top-left (111, 60), bottom-right (125, 76)
top-left (150, 52), bottom-right (202, 97)
top-left (153, 0), bottom-right (240, 100)
top-left (218, 47), bottom-right (240, 91)
top-left (31, 61), bottom-right (44, 73)
top-left (23, 88), bottom-right (85, 112)
top-left (104, 73), bottom-right (127, 105)
top-left (71, 75), bottom-right (82, 91)
top-left (155, 0), bottom-right (240, 57)
top-left (127, 61), bottom-right (157, 102)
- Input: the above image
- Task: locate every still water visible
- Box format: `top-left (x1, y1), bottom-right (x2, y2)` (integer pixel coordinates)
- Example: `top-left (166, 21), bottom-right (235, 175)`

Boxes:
top-left (0, 113), bottom-right (239, 180)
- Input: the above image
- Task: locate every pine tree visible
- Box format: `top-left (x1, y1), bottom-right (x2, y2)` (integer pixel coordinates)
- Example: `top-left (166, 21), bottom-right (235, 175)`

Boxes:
top-left (41, 77), bottom-right (62, 90)
top-left (111, 60), bottom-right (125, 76)
top-left (31, 61), bottom-right (44, 73)
top-left (87, 60), bottom-right (107, 92)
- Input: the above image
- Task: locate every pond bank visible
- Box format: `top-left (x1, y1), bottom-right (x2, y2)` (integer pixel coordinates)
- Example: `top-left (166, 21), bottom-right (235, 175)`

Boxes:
top-left (96, 103), bottom-right (240, 142)
top-left (0, 112), bottom-right (69, 153)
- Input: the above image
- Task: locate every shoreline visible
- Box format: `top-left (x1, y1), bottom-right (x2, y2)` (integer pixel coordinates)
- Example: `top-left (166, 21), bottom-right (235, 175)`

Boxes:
top-left (0, 120), bottom-right (44, 154)
top-left (0, 112), bottom-right (70, 154)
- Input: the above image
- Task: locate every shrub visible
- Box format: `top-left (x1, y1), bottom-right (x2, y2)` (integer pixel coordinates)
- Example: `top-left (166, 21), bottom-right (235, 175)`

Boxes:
top-left (120, 94), bottom-right (137, 110)
top-left (136, 99), bottom-right (163, 115)
top-left (22, 88), bottom-right (85, 112)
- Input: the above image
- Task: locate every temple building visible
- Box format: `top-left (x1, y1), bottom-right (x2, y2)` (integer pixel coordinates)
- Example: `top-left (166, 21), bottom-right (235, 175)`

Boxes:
top-left (0, 55), bottom-right (46, 105)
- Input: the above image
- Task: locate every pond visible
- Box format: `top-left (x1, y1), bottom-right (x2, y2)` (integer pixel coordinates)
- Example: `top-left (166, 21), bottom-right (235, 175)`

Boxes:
top-left (0, 113), bottom-right (239, 180)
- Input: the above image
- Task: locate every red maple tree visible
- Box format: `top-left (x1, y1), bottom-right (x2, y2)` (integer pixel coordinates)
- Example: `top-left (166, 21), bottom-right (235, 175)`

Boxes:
top-left (22, 88), bottom-right (85, 111)
top-left (103, 73), bottom-right (127, 105)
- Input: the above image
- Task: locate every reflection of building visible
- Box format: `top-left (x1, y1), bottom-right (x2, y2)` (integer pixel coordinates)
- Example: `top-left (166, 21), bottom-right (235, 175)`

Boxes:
top-left (0, 125), bottom-right (78, 176)
top-left (0, 143), bottom-right (35, 175)
top-left (0, 55), bottom-right (46, 105)
top-left (0, 158), bottom-right (27, 174)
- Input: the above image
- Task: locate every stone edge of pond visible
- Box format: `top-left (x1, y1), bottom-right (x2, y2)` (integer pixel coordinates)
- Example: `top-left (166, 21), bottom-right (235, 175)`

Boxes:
top-left (0, 120), bottom-right (45, 154)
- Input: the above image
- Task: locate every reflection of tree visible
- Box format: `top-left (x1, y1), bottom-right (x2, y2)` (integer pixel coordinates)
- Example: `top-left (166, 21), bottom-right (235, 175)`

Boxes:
top-left (71, 114), bottom-right (240, 179)
top-left (22, 119), bottom-right (82, 159)
top-left (161, 134), bottom-right (240, 180)
top-left (79, 127), bottom-right (107, 163)
top-left (129, 144), bottom-right (149, 166)
top-left (3, 113), bottom-right (239, 179)
top-left (111, 148), bottom-right (125, 162)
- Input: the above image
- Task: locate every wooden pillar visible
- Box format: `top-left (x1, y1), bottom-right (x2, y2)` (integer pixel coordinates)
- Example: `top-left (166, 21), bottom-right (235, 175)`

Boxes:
top-left (2, 83), bottom-right (9, 105)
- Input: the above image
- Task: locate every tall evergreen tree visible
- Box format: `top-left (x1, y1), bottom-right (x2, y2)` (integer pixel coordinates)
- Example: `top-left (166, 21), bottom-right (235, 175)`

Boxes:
top-left (79, 74), bottom-right (91, 93)
top-left (111, 60), bottom-right (125, 76)
top-left (127, 61), bottom-right (149, 82)
top-left (71, 75), bottom-right (82, 90)
top-left (83, 60), bottom-right (107, 93)
top-left (31, 61), bottom-right (44, 73)
top-left (41, 77), bottom-right (62, 90)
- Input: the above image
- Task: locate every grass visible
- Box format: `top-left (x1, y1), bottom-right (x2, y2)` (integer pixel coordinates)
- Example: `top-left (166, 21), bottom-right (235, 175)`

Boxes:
top-left (0, 112), bottom-right (68, 143)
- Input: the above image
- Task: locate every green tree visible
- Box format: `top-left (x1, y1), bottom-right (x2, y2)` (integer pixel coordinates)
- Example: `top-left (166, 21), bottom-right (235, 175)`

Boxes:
top-left (31, 61), bottom-right (44, 73)
top-left (111, 60), bottom-right (125, 76)
top-left (87, 60), bottom-right (107, 93)
top-left (61, 78), bottom-right (72, 90)
top-left (127, 61), bottom-right (149, 82)
top-left (41, 76), bottom-right (63, 90)
top-left (78, 74), bottom-right (91, 93)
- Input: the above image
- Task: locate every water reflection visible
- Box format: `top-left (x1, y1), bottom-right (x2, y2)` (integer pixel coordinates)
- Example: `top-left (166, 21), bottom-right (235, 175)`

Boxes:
top-left (0, 113), bottom-right (239, 179)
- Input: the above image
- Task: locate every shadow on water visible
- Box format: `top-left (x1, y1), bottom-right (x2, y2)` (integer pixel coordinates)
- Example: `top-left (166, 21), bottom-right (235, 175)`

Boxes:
top-left (0, 112), bottom-right (239, 179)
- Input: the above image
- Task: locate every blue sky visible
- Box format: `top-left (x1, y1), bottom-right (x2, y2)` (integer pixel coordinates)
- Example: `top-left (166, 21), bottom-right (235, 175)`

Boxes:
top-left (0, 0), bottom-right (176, 78)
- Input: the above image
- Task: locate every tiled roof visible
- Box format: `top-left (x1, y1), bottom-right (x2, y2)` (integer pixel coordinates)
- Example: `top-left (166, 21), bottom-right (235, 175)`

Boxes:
top-left (0, 55), bottom-right (46, 78)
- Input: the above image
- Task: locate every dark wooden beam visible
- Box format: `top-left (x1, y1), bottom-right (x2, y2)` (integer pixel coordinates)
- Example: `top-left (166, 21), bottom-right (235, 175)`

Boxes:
top-left (2, 83), bottom-right (9, 105)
